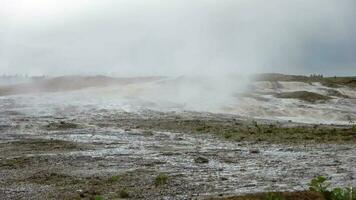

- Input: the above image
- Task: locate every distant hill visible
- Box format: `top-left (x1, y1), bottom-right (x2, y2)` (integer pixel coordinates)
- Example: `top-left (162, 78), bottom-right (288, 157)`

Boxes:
top-left (252, 73), bottom-right (356, 88)
top-left (0, 75), bottom-right (163, 96)
top-left (1, 74), bottom-right (355, 97)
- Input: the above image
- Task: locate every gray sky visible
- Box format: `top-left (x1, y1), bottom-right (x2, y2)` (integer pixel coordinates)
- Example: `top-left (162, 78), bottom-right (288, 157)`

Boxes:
top-left (0, 0), bottom-right (355, 76)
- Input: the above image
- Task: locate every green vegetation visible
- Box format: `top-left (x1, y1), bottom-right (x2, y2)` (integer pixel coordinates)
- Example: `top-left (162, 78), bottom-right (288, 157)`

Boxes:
top-left (224, 132), bottom-right (234, 139)
top-left (0, 156), bottom-right (33, 169)
top-left (253, 120), bottom-right (263, 133)
top-left (329, 188), bottom-right (355, 200)
top-left (275, 91), bottom-right (331, 103)
top-left (108, 175), bottom-right (121, 183)
top-left (125, 118), bottom-right (356, 144)
top-left (22, 170), bottom-right (132, 199)
top-left (308, 176), bottom-right (331, 194)
top-left (119, 189), bottom-right (130, 198)
top-left (265, 193), bottom-right (285, 200)
top-left (253, 73), bottom-right (356, 88)
top-left (308, 176), bottom-right (355, 200)
top-left (94, 195), bottom-right (105, 200)
top-left (321, 77), bottom-right (356, 89)
top-left (0, 140), bottom-right (87, 170)
top-left (211, 177), bottom-right (355, 200)
top-left (210, 191), bottom-right (324, 200)
top-left (155, 173), bottom-right (169, 186)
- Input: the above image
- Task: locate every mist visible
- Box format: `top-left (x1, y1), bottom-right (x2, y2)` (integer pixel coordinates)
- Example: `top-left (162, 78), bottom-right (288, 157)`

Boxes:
top-left (0, 0), bottom-right (355, 76)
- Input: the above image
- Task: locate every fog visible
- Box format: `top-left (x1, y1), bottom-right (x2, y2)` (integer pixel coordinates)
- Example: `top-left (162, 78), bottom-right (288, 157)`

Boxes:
top-left (0, 0), bottom-right (355, 76)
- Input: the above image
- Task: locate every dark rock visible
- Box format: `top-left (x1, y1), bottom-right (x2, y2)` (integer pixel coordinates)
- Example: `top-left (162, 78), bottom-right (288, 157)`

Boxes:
top-left (249, 149), bottom-right (260, 154)
top-left (194, 156), bottom-right (209, 164)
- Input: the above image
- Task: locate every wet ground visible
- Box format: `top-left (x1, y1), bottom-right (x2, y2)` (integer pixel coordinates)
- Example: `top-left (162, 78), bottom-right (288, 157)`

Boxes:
top-left (0, 96), bottom-right (355, 199)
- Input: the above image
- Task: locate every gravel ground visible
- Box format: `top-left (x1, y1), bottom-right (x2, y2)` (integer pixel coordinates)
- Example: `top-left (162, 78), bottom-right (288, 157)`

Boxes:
top-left (0, 102), bottom-right (355, 199)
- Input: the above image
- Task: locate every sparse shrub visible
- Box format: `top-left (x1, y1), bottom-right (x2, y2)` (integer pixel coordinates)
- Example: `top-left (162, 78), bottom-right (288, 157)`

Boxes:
top-left (308, 176), bottom-right (331, 194)
top-left (224, 132), bottom-right (233, 139)
top-left (108, 175), bottom-right (121, 183)
top-left (155, 173), bottom-right (168, 186)
top-left (265, 192), bottom-right (285, 200)
top-left (119, 189), bottom-right (130, 198)
top-left (308, 176), bottom-right (355, 200)
top-left (196, 127), bottom-right (205, 132)
top-left (330, 128), bottom-right (337, 135)
top-left (265, 128), bottom-right (273, 133)
top-left (352, 125), bottom-right (356, 132)
top-left (330, 187), bottom-right (355, 200)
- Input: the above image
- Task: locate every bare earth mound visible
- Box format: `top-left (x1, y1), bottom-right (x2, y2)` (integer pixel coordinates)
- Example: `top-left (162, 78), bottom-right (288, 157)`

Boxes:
top-left (275, 91), bottom-right (331, 103)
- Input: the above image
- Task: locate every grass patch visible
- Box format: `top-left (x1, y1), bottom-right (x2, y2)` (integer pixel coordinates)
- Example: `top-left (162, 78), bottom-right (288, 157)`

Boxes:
top-left (265, 193), bottom-right (285, 200)
top-left (119, 189), bottom-right (130, 198)
top-left (94, 195), bottom-right (105, 200)
top-left (253, 73), bottom-right (356, 89)
top-left (211, 176), bottom-right (356, 200)
top-left (15, 169), bottom-right (154, 199)
top-left (0, 139), bottom-right (84, 155)
top-left (107, 175), bottom-right (121, 183)
top-left (321, 77), bottom-right (356, 89)
top-left (209, 191), bottom-right (324, 200)
top-left (0, 157), bottom-right (33, 169)
top-left (155, 173), bottom-right (169, 186)
top-left (26, 172), bottom-right (75, 186)
top-left (118, 118), bottom-right (356, 144)
top-left (224, 132), bottom-right (234, 139)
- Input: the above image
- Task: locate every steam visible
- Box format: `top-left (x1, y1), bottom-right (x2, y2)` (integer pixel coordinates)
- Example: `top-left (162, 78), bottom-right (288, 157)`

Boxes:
top-left (0, 0), bottom-right (355, 76)
top-left (0, 0), bottom-right (355, 117)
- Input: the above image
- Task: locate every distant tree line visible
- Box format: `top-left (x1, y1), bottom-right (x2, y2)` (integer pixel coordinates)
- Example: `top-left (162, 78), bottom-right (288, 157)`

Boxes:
top-left (309, 74), bottom-right (323, 79)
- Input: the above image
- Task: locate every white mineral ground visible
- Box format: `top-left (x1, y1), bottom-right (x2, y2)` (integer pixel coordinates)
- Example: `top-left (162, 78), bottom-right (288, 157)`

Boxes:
top-left (0, 76), bottom-right (355, 199)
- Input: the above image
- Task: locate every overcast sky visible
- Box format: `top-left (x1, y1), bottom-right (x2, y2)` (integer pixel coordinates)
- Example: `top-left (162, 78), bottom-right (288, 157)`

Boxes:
top-left (0, 0), bottom-right (355, 76)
